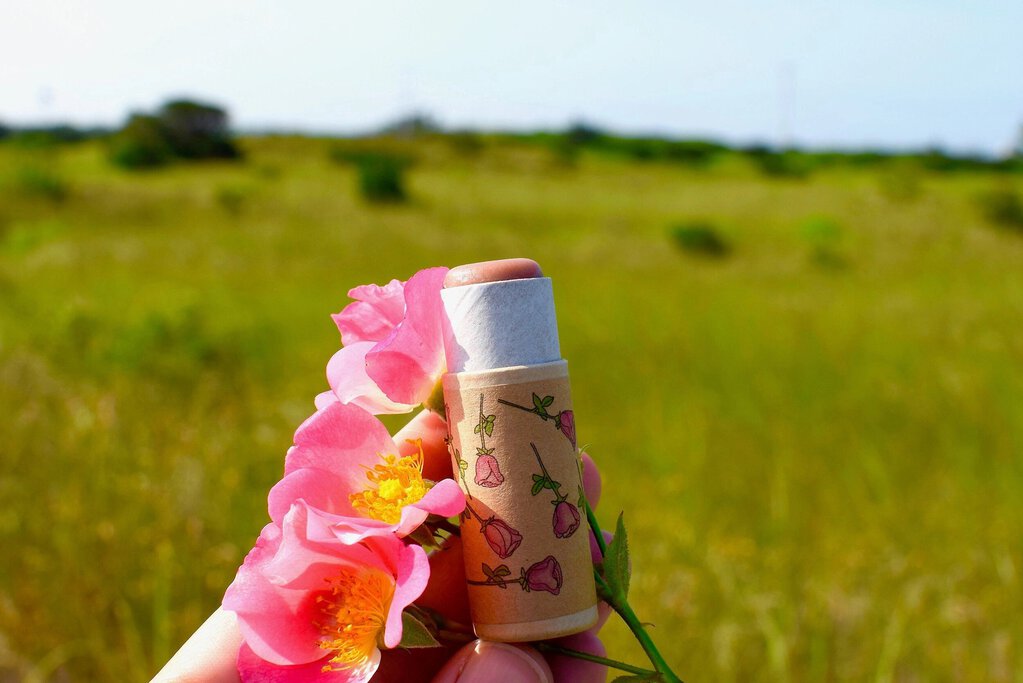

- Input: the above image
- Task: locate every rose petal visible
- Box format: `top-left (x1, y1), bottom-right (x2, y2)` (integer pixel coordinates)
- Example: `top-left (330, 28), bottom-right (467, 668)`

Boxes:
top-left (237, 643), bottom-right (370, 682)
top-left (333, 278), bottom-right (406, 346)
top-left (223, 524), bottom-right (326, 666)
top-left (326, 343), bottom-right (416, 415)
top-left (268, 468), bottom-right (356, 526)
top-left (382, 542), bottom-right (431, 648)
top-left (285, 402), bottom-right (396, 476)
top-left (365, 267), bottom-right (448, 406)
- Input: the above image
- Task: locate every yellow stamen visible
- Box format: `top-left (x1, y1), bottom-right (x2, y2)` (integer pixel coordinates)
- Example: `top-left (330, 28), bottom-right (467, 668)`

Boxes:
top-left (349, 439), bottom-right (430, 524)
top-left (317, 566), bottom-right (394, 673)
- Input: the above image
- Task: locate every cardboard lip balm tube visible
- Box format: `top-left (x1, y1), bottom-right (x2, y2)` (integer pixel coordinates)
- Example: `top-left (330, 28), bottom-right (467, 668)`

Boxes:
top-left (441, 259), bottom-right (599, 642)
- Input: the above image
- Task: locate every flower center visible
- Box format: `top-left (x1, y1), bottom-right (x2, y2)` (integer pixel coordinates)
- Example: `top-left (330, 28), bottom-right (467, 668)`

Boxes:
top-left (349, 439), bottom-right (429, 524)
top-left (316, 566), bottom-right (394, 673)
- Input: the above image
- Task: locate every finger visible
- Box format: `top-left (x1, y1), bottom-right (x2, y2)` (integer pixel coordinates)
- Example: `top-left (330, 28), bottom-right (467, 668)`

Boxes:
top-left (396, 408), bottom-right (454, 482)
top-left (545, 632), bottom-right (607, 683)
top-left (151, 607), bottom-right (241, 683)
top-left (432, 641), bottom-right (553, 683)
top-left (416, 535), bottom-right (471, 625)
top-left (580, 452), bottom-right (601, 509)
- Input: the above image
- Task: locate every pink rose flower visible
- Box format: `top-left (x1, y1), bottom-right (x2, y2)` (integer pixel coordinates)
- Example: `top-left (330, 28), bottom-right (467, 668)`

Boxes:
top-left (224, 502), bottom-right (430, 681)
top-left (556, 410), bottom-right (576, 446)
top-left (473, 453), bottom-right (505, 488)
top-left (524, 555), bottom-right (563, 595)
top-left (480, 517), bottom-right (523, 559)
top-left (269, 401), bottom-right (464, 544)
top-left (323, 267), bottom-right (449, 414)
top-left (552, 500), bottom-right (581, 538)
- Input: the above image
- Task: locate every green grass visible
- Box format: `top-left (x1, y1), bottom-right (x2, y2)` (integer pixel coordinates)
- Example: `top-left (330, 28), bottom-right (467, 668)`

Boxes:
top-left (1, 136), bottom-right (1022, 681)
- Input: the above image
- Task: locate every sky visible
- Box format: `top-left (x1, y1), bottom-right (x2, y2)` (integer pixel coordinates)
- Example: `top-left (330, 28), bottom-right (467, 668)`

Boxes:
top-left (2, 0), bottom-right (1021, 155)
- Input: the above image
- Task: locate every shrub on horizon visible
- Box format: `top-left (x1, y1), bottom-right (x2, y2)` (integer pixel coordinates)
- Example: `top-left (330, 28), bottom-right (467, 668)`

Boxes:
top-left (330, 144), bottom-right (412, 203)
top-left (977, 188), bottom-right (1023, 233)
top-left (670, 221), bottom-right (731, 258)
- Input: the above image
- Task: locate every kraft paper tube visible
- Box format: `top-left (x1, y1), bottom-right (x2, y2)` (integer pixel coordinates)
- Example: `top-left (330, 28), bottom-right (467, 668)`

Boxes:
top-left (441, 275), bottom-right (599, 642)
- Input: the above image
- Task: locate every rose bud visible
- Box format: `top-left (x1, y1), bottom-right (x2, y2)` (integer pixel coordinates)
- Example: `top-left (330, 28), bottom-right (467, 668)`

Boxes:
top-left (474, 454), bottom-right (505, 488)
top-left (524, 555), bottom-right (563, 595)
top-left (556, 410), bottom-right (576, 446)
top-left (480, 517), bottom-right (523, 559)
top-left (552, 500), bottom-right (581, 538)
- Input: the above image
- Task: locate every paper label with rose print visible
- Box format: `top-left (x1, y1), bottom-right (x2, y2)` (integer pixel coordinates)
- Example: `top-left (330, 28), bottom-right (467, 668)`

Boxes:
top-left (443, 360), bottom-right (597, 639)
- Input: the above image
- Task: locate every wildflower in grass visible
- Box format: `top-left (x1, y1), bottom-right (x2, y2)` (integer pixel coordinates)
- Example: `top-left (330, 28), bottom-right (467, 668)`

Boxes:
top-left (224, 502), bottom-right (430, 681)
top-left (269, 401), bottom-right (464, 543)
top-left (321, 267), bottom-right (449, 413)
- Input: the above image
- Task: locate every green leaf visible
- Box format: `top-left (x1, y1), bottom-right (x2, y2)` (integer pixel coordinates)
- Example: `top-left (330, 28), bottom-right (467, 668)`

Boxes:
top-left (532, 393), bottom-right (544, 410)
top-left (546, 480), bottom-right (561, 490)
top-left (541, 395), bottom-right (554, 407)
top-left (531, 480), bottom-right (545, 496)
top-left (399, 611), bottom-right (441, 649)
top-left (603, 512), bottom-right (631, 603)
top-left (483, 563), bottom-right (496, 580)
top-left (484, 421), bottom-right (494, 437)
top-left (533, 474), bottom-right (544, 483)
top-left (495, 565), bottom-right (511, 577)
top-left (458, 459), bottom-right (469, 472)
top-left (473, 424), bottom-right (481, 434)
top-left (407, 524), bottom-right (439, 550)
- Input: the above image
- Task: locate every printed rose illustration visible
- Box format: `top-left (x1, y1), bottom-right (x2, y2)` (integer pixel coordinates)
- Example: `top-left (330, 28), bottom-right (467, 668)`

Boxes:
top-left (524, 555), bottom-right (564, 594)
top-left (552, 500), bottom-right (581, 539)
top-left (467, 556), bottom-right (564, 596)
top-left (474, 453), bottom-right (504, 488)
top-left (498, 393), bottom-right (577, 447)
top-left (472, 393), bottom-right (504, 487)
top-left (480, 516), bottom-right (523, 559)
top-left (530, 443), bottom-right (581, 538)
top-left (463, 499), bottom-right (522, 559)
top-left (556, 409), bottom-right (576, 446)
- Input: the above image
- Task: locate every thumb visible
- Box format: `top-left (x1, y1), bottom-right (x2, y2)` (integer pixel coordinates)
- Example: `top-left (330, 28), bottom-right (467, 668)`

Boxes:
top-left (432, 640), bottom-right (553, 683)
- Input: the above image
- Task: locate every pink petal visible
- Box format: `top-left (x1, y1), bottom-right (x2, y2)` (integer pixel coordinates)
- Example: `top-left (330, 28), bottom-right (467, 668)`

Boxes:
top-left (413, 478), bottom-right (466, 518)
top-left (285, 402), bottom-right (396, 476)
top-left (314, 390), bottom-right (339, 410)
top-left (333, 278), bottom-right (406, 345)
top-left (326, 343), bottom-right (415, 415)
top-left (365, 267), bottom-right (448, 406)
top-left (238, 642), bottom-right (379, 683)
top-left (266, 503), bottom-right (385, 590)
top-left (382, 542), bottom-right (431, 648)
top-left (223, 524), bottom-right (326, 666)
top-left (268, 468), bottom-right (356, 526)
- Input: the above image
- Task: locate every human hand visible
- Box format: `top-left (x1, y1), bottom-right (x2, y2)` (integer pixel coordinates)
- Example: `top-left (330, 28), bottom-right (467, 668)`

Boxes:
top-left (153, 409), bottom-right (610, 683)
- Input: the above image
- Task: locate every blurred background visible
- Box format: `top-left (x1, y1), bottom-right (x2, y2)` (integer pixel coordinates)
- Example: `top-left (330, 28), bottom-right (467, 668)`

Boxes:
top-left (2, 2), bottom-right (1022, 681)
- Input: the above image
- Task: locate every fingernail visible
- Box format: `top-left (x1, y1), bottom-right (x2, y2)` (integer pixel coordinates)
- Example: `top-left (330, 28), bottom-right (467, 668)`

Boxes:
top-left (457, 642), bottom-right (553, 683)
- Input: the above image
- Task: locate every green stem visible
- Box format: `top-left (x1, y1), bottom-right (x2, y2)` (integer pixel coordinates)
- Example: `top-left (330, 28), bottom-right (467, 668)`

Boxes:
top-left (535, 642), bottom-right (656, 676)
top-left (584, 500), bottom-right (683, 683)
top-left (583, 497), bottom-right (607, 557)
top-left (611, 580), bottom-right (682, 683)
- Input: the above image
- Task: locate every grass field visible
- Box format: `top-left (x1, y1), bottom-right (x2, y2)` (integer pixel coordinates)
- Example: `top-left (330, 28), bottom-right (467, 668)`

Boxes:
top-left (1, 135), bottom-right (1021, 681)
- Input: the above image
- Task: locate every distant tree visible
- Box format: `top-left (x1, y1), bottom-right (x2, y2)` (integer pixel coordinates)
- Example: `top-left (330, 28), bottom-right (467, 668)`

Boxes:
top-left (565, 121), bottom-right (605, 146)
top-left (158, 100), bottom-right (239, 159)
top-left (109, 114), bottom-right (175, 169)
top-left (378, 112), bottom-right (441, 138)
top-left (0, 122), bottom-right (9, 141)
top-left (108, 98), bottom-right (240, 169)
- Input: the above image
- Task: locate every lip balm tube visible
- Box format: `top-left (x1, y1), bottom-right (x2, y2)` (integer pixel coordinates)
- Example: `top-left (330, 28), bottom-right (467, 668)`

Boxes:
top-left (441, 259), bottom-right (599, 642)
